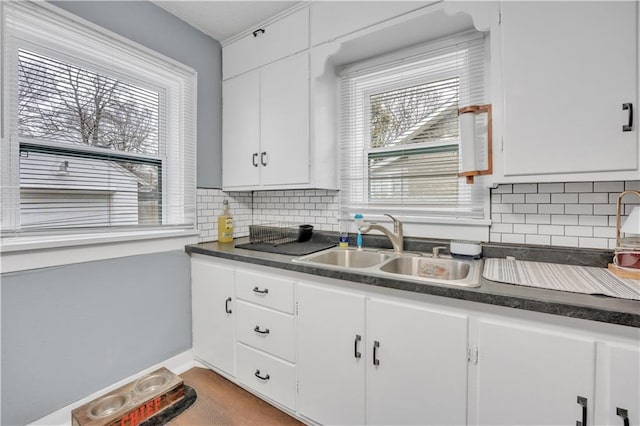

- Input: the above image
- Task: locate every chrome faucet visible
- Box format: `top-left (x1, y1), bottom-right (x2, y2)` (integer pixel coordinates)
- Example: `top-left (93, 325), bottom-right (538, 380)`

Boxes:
top-left (359, 214), bottom-right (404, 253)
top-left (432, 246), bottom-right (447, 259)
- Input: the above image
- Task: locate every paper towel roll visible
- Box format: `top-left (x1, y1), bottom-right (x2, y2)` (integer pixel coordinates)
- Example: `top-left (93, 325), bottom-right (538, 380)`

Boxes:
top-left (459, 111), bottom-right (477, 173)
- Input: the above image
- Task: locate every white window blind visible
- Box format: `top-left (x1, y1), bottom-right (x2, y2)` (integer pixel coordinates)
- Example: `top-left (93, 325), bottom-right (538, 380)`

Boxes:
top-left (1, 2), bottom-right (196, 236)
top-left (339, 32), bottom-right (489, 223)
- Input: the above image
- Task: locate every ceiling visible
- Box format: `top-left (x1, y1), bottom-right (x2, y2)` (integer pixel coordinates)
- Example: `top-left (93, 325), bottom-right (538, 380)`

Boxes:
top-left (153, 1), bottom-right (303, 42)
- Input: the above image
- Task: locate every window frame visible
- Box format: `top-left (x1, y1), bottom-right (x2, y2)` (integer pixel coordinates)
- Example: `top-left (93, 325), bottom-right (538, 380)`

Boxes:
top-left (338, 31), bottom-right (491, 240)
top-left (0, 1), bottom-right (198, 268)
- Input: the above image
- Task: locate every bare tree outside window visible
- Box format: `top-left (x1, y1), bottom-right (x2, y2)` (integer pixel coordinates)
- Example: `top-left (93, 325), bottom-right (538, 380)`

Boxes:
top-left (17, 49), bottom-right (162, 226)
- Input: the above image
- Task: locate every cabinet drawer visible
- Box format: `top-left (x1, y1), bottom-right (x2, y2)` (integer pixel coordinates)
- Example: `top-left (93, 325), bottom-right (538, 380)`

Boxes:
top-left (223, 8), bottom-right (309, 79)
top-left (236, 300), bottom-right (295, 362)
top-left (235, 269), bottom-right (294, 313)
top-left (236, 343), bottom-right (296, 410)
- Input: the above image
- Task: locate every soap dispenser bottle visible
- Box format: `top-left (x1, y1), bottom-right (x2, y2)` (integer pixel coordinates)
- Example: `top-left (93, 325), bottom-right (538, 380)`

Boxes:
top-left (354, 213), bottom-right (364, 249)
top-left (217, 199), bottom-right (234, 243)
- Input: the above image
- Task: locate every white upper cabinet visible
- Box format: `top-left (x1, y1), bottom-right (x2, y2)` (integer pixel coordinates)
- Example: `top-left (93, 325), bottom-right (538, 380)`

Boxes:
top-left (223, 8), bottom-right (309, 80)
top-left (497, 1), bottom-right (638, 182)
top-left (222, 52), bottom-right (310, 190)
top-left (309, 2), bottom-right (430, 46)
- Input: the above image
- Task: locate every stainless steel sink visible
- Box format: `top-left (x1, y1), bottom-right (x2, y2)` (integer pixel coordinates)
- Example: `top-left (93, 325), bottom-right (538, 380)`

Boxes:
top-left (293, 247), bottom-right (482, 287)
top-left (294, 247), bottom-right (391, 268)
top-left (379, 256), bottom-right (479, 285)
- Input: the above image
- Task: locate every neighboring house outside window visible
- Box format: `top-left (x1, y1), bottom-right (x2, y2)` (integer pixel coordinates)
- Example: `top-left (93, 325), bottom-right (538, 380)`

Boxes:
top-left (339, 32), bottom-right (490, 240)
top-left (1, 2), bottom-right (196, 243)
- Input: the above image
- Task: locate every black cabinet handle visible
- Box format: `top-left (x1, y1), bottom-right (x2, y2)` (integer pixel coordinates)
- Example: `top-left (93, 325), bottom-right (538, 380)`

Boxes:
top-left (252, 152), bottom-right (259, 167)
top-left (224, 297), bottom-right (232, 314)
top-left (354, 335), bottom-right (362, 359)
top-left (253, 286), bottom-right (269, 295)
top-left (577, 396), bottom-right (588, 426)
top-left (617, 407), bottom-right (629, 426)
top-left (254, 369), bottom-right (270, 381)
top-left (261, 151), bottom-right (268, 166)
top-left (252, 28), bottom-right (265, 38)
top-left (254, 325), bottom-right (270, 335)
top-left (623, 103), bottom-right (633, 132)
top-left (373, 340), bottom-right (380, 366)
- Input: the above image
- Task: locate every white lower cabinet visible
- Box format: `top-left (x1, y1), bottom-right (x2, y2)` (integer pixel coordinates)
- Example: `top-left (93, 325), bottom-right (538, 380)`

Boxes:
top-left (471, 320), bottom-right (596, 426)
top-left (296, 281), bottom-right (468, 426)
top-left (236, 342), bottom-right (296, 410)
top-left (190, 256), bottom-right (235, 376)
top-left (598, 343), bottom-right (640, 426)
top-left (297, 282), bottom-right (366, 425)
top-left (191, 257), bottom-right (640, 426)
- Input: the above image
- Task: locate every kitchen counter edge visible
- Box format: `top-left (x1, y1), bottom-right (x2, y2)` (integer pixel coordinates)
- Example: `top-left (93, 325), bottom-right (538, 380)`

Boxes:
top-left (185, 242), bottom-right (640, 328)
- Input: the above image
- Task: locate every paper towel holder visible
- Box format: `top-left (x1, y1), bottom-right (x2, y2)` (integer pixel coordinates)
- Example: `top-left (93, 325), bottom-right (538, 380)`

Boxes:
top-left (458, 104), bottom-right (492, 184)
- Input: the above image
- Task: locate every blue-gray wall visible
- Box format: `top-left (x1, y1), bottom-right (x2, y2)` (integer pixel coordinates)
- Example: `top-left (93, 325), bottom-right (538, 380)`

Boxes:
top-left (1, 2), bottom-right (217, 424)
top-left (1, 251), bottom-right (191, 425)
top-left (53, 0), bottom-right (223, 188)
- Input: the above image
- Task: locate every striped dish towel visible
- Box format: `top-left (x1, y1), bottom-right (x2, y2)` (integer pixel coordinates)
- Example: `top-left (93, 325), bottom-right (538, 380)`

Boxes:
top-left (483, 258), bottom-right (640, 301)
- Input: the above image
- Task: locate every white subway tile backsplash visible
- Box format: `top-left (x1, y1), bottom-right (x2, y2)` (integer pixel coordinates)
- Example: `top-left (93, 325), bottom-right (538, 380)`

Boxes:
top-left (578, 238), bottom-right (609, 249)
top-left (552, 236), bottom-right (579, 247)
top-left (514, 204), bottom-right (538, 214)
top-left (196, 181), bottom-right (638, 250)
top-left (538, 183), bottom-right (564, 193)
top-left (525, 234), bottom-right (551, 245)
top-left (578, 215), bottom-right (608, 227)
top-left (565, 182), bottom-right (593, 193)
top-left (538, 204), bottom-right (564, 214)
top-left (490, 180), bottom-right (639, 250)
top-left (578, 193), bottom-right (608, 204)
top-left (513, 183), bottom-right (538, 193)
top-left (502, 194), bottom-right (525, 204)
top-left (594, 181), bottom-right (624, 192)
top-left (525, 214), bottom-right (551, 224)
top-left (565, 204), bottom-right (593, 215)
top-left (538, 225), bottom-right (564, 235)
top-left (551, 193), bottom-right (579, 204)
top-left (564, 226), bottom-right (593, 237)
top-left (525, 193), bottom-right (550, 204)
top-left (551, 215), bottom-right (579, 225)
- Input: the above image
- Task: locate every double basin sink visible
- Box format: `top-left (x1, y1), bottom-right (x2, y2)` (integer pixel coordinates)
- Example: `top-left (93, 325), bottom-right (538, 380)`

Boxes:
top-left (293, 247), bottom-right (482, 287)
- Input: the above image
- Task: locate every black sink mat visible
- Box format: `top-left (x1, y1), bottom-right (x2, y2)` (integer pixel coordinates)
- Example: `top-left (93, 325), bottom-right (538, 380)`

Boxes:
top-left (235, 241), bottom-right (336, 256)
top-left (140, 385), bottom-right (197, 426)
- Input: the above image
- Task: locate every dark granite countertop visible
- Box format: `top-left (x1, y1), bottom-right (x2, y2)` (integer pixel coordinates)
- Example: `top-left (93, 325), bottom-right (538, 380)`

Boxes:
top-left (185, 234), bottom-right (640, 328)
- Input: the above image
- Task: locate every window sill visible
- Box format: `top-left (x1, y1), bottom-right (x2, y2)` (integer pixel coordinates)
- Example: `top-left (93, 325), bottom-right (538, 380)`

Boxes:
top-left (1, 229), bottom-right (200, 273)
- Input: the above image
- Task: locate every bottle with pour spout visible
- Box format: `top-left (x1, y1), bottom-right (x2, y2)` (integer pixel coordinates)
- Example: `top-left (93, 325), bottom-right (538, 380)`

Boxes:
top-left (217, 199), bottom-right (234, 243)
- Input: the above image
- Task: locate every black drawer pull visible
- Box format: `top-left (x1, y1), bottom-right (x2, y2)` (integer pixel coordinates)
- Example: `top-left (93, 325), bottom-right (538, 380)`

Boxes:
top-left (373, 340), bottom-right (380, 366)
top-left (254, 325), bottom-right (270, 335)
top-left (254, 369), bottom-right (270, 381)
top-left (252, 152), bottom-right (259, 167)
top-left (253, 286), bottom-right (269, 295)
top-left (354, 334), bottom-right (362, 359)
top-left (224, 297), bottom-right (232, 314)
top-left (623, 103), bottom-right (633, 132)
top-left (617, 407), bottom-right (629, 426)
top-left (260, 151), bottom-right (268, 166)
top-left (577, 396), bottom-right (587, 426)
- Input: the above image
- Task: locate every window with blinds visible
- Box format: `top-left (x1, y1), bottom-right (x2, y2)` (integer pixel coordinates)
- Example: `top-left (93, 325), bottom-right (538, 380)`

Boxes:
top-left (1, 2), bottom-right (196, 236)
top-left (339, 32), bottom-right (489, 223)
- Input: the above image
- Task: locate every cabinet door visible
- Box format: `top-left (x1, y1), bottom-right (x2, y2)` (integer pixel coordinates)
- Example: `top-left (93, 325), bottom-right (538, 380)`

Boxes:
top-left (296, 282), bottom-right (366, 426)
top-left (601, 343), bottom-right (640, 426)
top-left (260, 52), bottom-right (310, 186)
top-left (366, 298), bottom-right (468, 425)
top-left (223, 8), bottom-right (309, 79)
top-left (222, 71), bottom-right (260, 189)
top-left (191, 257), bottom-right (235, 376)
top-left (474, 320), bottom-right (595, 426)
top-left (501, 1), bottom-right (638, 177)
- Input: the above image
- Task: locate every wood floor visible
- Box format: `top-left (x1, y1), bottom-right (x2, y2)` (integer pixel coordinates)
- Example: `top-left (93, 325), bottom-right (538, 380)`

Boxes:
top-left (170, 367), bottom-right (304, 426)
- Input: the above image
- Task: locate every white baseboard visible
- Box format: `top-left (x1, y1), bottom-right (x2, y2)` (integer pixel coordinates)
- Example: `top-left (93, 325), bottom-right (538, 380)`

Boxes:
top-left (29, 350), bottom-right (195, 426)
